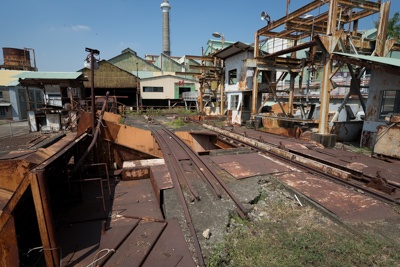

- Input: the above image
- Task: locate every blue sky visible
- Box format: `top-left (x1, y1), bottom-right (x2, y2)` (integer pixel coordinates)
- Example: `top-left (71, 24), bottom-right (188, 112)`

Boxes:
top-left (1, 0), bottom-right (399, 72)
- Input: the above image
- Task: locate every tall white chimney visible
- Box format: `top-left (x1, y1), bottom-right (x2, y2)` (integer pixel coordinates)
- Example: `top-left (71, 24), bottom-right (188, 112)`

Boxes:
top-left (161, 1), bottom-right (171, 56)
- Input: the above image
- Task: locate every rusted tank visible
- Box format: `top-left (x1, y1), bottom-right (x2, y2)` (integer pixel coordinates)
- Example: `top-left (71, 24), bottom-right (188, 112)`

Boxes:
top-left (2, 47), bottom-right (30, 67)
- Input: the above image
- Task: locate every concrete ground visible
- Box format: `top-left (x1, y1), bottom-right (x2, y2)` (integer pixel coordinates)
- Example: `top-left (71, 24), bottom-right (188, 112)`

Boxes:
top-left (0, 120), bottom-right (29, 138)
top-left (123, 114), bottom-right (400, 263)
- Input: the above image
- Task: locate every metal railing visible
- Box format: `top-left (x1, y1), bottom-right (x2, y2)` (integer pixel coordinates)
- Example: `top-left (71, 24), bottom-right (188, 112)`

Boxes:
top-left (0, 120), bottom-right (29, 139)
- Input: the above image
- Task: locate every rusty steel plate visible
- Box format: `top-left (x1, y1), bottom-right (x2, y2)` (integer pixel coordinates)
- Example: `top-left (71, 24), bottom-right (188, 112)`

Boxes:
top-left (211, 153), bottom-right (290, 179)
top-left (150, 165), bottom-right (173, 190)
top-left (277, 172), bottom-right (399, 223)
top-left (104, 220), bottom-right (166, 267)
top-left (158, 131), bottom-right (190, 160)
top-left (142, 218), bottom-right (196, 267)
top-left (112, 179), bottom-right (164, 220)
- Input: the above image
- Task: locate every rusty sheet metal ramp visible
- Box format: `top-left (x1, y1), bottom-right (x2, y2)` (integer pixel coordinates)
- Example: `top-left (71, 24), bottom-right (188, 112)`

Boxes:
top-left (94, 216), bottom-right (195, 267)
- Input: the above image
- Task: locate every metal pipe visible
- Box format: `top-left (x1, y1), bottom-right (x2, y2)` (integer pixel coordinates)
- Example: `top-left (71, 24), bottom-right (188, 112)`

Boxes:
top-left (71, 91), bottom-right (110, 173)
top-left (90, 50), bottom-right (95, 133)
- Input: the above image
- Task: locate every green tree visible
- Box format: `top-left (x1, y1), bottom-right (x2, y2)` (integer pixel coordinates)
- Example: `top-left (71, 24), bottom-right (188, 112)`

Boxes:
top-left (374, 12), bottom-right (400, 41)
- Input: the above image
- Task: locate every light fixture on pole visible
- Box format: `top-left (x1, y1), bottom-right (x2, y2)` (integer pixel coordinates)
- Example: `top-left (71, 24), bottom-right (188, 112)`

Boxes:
top-left (261, 11), bottom-right (271, 24)
top-left (212, 32), bottom-right (225, 49)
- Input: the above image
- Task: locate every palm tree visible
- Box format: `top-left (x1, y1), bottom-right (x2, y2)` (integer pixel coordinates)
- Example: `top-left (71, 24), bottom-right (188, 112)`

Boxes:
top-left (374, 12), bottom-right (400, 41)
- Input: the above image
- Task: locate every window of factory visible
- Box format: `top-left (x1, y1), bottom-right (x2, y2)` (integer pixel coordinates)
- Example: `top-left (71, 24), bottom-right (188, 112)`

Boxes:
top-left (228, 69), bottom-right (237, 85)
top-left (243, 94), bottom-right (250, 110)
top-left (230, 95), bottom-right (239, 110)
top-left (143, 87), bottom-right (164, 93)
top-left (0, 107), bottom-right (6, 116)
top-left (379, 90), bottom-right (400, 120)
top-left (0, 92), bottom-right (3, 100)
top-left (179, 87), bottom-right (191, 98)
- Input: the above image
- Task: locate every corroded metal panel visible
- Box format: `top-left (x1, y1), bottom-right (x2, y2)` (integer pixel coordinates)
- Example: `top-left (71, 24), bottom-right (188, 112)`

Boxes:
top-left (374, 126), bottom-right (400, 159)
top-left (116, 125), bottom-right (162, 158)
top-left (102, 111), bottom-right (121, 124)
top-left (0, 216), bottom-right (19, 267)
top-left (82, 60), bottom-right (138, 89)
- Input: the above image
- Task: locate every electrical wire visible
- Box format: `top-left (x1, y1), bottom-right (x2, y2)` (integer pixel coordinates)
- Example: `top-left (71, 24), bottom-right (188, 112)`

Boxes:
top-left (85, 248), bottom-right (115, 267)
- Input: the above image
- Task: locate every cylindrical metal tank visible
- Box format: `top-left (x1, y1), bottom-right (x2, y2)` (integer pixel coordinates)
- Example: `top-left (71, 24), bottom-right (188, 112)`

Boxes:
top-left (3, 47), bottom-right (30, 67)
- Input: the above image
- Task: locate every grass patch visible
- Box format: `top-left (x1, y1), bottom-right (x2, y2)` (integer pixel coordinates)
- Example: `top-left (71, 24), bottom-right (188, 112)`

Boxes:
top-left (207, 202), bottom-right (400, 266)
top-left (165, 117), bottom-right (187, 128)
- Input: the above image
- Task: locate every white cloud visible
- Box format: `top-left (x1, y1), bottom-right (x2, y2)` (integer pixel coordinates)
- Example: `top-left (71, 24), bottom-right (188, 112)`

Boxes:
top-left (70, 25), bottom-right (91, 31)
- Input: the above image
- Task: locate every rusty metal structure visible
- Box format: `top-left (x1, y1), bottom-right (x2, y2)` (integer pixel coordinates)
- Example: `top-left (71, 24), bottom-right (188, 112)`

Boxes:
top-left (185, 0), bottom-right (399, 147)
top-left (1, 47), bottom-right (37, 71)
top-left (252, 0), bottom-right (398, 146)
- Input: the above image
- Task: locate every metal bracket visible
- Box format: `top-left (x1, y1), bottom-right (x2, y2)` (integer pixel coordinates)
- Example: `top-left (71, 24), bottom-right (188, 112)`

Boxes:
top-left (367, 171), bottom-right (396, 195)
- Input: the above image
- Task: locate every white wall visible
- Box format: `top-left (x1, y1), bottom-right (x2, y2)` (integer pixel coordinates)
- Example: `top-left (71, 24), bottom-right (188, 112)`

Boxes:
top-left (140, 76), bottom-right (199, 100)
top-left (224, 51), bottom-right (253, 92)
top-left (361, 70), bottom-right (400, 147)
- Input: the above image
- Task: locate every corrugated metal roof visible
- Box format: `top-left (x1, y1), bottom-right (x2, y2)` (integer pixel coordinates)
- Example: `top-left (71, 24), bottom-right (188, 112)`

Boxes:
top-left (0, 70), bottom-right (24, 86)
top-left (12, 71), bottom-right (83, 80)
top-left (213, 42), bottom-right (253, 59)
top-left (334, 52), bottom-right (400, 68)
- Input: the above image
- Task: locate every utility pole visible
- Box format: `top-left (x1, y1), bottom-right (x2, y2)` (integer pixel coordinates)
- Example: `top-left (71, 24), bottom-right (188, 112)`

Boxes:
top-left (85, 48), bottom-right (100, 133)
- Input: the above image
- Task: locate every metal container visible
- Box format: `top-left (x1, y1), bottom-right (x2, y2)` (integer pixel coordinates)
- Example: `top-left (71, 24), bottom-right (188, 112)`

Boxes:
top-left (2, 47), bottom-right (30, 67)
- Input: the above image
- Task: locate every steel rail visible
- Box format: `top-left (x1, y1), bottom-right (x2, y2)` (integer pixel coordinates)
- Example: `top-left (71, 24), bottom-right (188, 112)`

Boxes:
top-left (189, 119), bottom-right (400, 205)
top-left (160, 128), bottom-right (222, 198)
top-left (161, 127), bottom-right (249, 216)
top-left (216, 130), bottom-right (400, 206)
top-left (157, 130), bottom-right (200, 200)
top-left (151, 130), bottom-right (205, 267)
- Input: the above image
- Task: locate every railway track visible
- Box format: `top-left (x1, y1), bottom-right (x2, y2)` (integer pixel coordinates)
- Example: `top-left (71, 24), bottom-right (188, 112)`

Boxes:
top-left (150, 124), bottom-right (250, 267)
top-left (189, 118), bottom-right (400, 206)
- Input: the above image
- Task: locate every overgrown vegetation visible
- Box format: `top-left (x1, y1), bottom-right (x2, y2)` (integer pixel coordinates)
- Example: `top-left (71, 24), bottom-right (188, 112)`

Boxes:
top-left (165, 117), bottom-right (187, 128)
top-left (349, 144), bottom-right (373, 155)
top-left (127, 107), bottom-right (197, 117)
top-left (207, 200), bottom-right (400, 267)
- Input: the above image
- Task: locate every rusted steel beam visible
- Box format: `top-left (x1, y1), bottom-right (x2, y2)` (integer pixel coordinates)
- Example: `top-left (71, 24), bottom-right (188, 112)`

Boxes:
top-left (376, 1), bottom-right (391, 57)
top-left (262, 40), bottom-right (317, 59)
top-left (71, 91), bottom-right (110, 173)
top-left (200, 123), bottom-right (351, 180)
top-left (175, 72), bottom-right (203, 77)
top-left (331, 54), bottom-right (400, 76)
top-left (258, 0), bottom-right (328, 35)
top-left (185, 55), bottom-right (213, 61)
top-left (285, 22), bottom-right (326, 34)
top-left (189, 65), bottom-right (220, 71)
top-left (338, 0), bottom-right (380, 12)
top-left (36, 169), bottom-right (60, 267)
top-left (30, 172), bottom-right (55, 267)
top-left (342, 9), bottom-right (376, 22)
